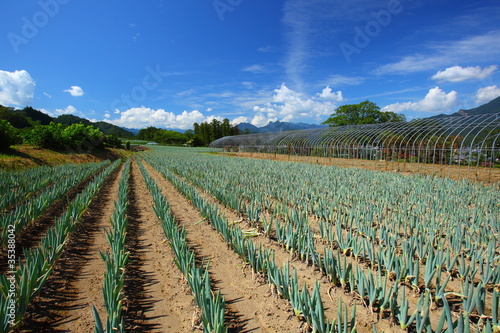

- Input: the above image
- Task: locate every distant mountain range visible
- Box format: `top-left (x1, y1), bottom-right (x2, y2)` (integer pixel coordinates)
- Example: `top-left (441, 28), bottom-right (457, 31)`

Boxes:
top-left (237, 120), bottom-right (327, 134)
top-left (2, 96), bottom-right (498, 138)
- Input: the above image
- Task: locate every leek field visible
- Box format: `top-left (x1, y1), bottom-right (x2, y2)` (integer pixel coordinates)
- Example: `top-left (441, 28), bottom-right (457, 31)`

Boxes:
top-left (1, 146), bottom-right (499, 332)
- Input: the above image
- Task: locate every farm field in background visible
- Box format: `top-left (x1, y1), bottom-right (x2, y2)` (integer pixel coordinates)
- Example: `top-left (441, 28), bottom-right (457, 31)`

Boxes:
top-left (1, 146), bottom-right (499, 332)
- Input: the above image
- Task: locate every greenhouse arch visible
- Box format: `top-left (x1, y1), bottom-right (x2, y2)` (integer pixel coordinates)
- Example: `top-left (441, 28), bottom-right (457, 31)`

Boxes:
top-left (210, 114), bottom-right (500, 182)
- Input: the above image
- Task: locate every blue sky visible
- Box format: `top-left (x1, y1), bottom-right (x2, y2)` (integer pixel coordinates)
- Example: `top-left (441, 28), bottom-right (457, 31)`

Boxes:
top-left (1, 0), bottom-right (499, 130)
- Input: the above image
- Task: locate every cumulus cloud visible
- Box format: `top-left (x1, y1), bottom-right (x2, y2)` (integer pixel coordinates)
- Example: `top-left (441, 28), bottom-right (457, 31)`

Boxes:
top-left (248, 83), bottom-right (344, 126)
top-left (108, 106), bottom-right (221, 130)
top-left (431, 65), bottom-right (497, 82)
top-left (317, 86), bottom-right (343, 101)
top-left (382, 87), bottom-right (458, 114)
top-left (476, 85), bottom-right (500, 104)
top-left (0, 69), bottom-right (35, 106)
top-left (64, 85), bottom-right (85, 97)
top-left (231, 116), bottom-right (249, 125)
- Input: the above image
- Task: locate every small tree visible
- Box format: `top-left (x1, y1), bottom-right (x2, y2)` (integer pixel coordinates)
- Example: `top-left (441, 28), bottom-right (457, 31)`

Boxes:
top-left (0, 120), bottom-right (20, 151)
top-left (322, 100), bottom-right (405, 126)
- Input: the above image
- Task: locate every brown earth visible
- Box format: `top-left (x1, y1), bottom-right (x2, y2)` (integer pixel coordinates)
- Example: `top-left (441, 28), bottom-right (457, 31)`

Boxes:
top-left (219, 151), bottom-right (500, 184)
top-left (17, 162), bottom-right (124, 332)
top-left (143, 159), bottom-right (402, 333)
top-left (123, 159), bottom-right (195, 333)
top-left (141, 159), bottom-right (305, 332)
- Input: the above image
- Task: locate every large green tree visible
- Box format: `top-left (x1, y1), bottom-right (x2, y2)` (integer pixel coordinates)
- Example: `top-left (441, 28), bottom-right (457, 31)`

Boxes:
top-left (322, 100), bottom-right (405, 126)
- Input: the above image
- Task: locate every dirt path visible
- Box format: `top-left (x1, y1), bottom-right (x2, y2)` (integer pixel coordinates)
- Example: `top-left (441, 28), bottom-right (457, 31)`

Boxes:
top-left (141, 160), bottom-right (303, 332)
top-left (123, 159), bottom-right (195, 333)
top-left (18, 163), bottom-right (123, 332)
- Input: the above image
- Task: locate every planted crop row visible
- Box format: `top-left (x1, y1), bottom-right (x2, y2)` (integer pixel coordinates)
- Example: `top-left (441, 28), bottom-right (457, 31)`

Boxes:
top-left (0, 160), bottom-right (110, 247)
top-left (135, 158), bottom-right (226, 333)
top-left (139, 155), bottom-right (358, 333)
top-left (93, 158), bottom-right (131, 333)
top-left (0, 159), bottom-right (121, 333)
top-left (142, 147), bottom-right (500, 332)
top-left (0, 163), bottom-right (97, 212)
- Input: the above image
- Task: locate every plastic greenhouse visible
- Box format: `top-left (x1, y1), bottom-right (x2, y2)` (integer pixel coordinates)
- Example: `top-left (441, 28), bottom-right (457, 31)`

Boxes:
top-left (210, 114), bottom-right (500, 182)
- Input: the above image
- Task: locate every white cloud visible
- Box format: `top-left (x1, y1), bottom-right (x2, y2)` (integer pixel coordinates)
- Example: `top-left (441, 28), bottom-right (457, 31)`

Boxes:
top-left (108, 106), bottom-right (221, 130)
top-left (43, 92), bottom-right (52, 98)
top-left (376, 31), bottom-right (500, 74)
top-left (476, 85), bottom-right (500, 104)
top-left (251, 113), bottom-right (277, 127)
top-left (64, 85), bottom-right (85, 97)
top-left (431, 65), bottom-right (497, 82)
top-left (248, 83), bottom-right (343, 126)
top-left (317, 86), bottom-right (343, 101)
top-left (257, 45), bottom-right (274, 53)
top-left (241, 64), bottom-right (266, 73)
top-left (104, 113), bottom-right (111, 119)
top-left (55, 105), bottom-right (87, 117)
top-left (231, 116), bottom-right (249, 125)
top-left (0, 69), bottom-right (35, 106)
top-left (382, 87), bottom-right (458, 114)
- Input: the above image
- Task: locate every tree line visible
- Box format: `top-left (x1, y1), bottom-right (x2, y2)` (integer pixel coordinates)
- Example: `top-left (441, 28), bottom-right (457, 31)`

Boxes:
top-left (136, 118), bottom-right (238, 146)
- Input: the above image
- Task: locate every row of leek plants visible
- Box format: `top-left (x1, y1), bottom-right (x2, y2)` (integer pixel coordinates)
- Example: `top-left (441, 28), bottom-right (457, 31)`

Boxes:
top-left (135, 158), bottom-right (226, 333)
top-left (139, 155), bottom-right (357, 333)
top-left (141, 148), bottom-right (499, 332)
top-left (147, 149), bottom-right (499, 288)
top-left (93, 158), bottom-right (131, 333)
top-left (0, 163), bottom-right (96, 212)
top-left (0, 159), bottom-right (120, 333)
top-left (0, 161), bottom-right (110, 247)
top-left (150, 147), bottom-right (498, 273)
top-left (142, 150), bottom-right (426, 330)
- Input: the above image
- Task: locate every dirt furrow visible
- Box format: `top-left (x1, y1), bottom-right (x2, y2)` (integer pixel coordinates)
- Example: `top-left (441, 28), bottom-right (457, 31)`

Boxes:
top-left (141, 160), bottom-right (303, 332)
top-left (124, 159), bottom-right (195, 333)
top-left (142, 160), bottom-right (404, 333)
top-left (18, 163), bottom-right (123, 332)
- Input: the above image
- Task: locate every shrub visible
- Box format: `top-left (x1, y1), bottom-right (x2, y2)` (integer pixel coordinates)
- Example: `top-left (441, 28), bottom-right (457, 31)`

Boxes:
top-left (0, 120), bottom-right (20, 151)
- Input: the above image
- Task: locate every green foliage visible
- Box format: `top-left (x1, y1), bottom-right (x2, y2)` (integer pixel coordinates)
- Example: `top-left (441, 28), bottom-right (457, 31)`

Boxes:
top-left (322, 100), bottom-right (405, 126)
top-left (104, 135), bottom-right (123, 149)
top-left (136, 127), bottom-right (189, 145)
top-left (23, 122), bottom-right (105, 151)
top-left (193, 118), bottom-right (238, 146)
top-left (125, 140), bottom-right (130, 150)
top-left (0, 120), bottom-right (20, 151)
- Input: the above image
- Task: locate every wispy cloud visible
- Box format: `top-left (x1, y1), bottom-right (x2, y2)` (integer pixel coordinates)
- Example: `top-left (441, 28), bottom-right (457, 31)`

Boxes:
top-left (375, 30), bottom-right (500, 75)
top-left (241, 64), bottom-right (267, 73)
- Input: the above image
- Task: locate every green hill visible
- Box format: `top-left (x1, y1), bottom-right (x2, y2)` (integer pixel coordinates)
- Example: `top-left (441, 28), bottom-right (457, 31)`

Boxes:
top-left (456, 96), bottom-right (500, 116)
top-left (0, 105), bottom-right (134, 137)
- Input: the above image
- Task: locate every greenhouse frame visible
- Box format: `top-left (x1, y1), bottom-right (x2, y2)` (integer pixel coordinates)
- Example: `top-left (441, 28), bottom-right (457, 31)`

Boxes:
top-left (210, 114), bottom-right (500, 182)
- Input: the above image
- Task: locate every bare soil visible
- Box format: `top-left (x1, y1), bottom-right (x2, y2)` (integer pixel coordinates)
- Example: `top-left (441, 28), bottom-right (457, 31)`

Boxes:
top-left (141, 160), bottom-right (304, 332)
top-left (17, 163), bottom-right (124, 332)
